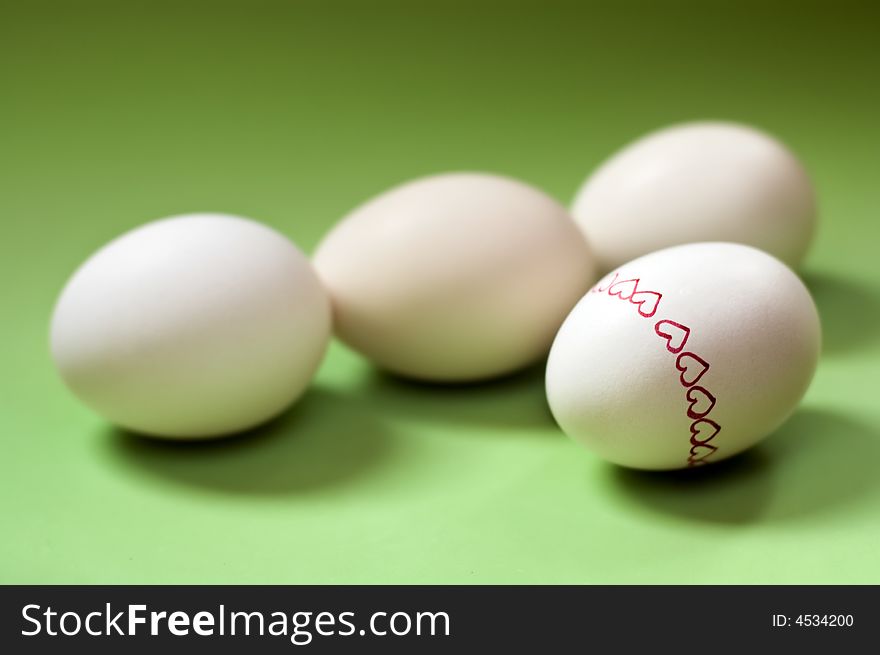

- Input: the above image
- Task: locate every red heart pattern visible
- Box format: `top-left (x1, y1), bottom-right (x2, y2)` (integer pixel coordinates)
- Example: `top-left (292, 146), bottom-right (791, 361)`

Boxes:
top-left (676, 352), bottom-right (710, 388)
top-left (592, 272), bottom-right (619, 293)
top-left (595, 275), bottom-right (664, 318)
top-left (608, 278), bottom-right (639, 300)
top-left (629, 290), bottom-right (662, 318)
top-left (689, 418), bottom-right (721, 446)
top-left (595, 268), bottom-right (722, 467)
top-left (688, 443), bottom-right (717, 466)
top-left (686, 386), bottom-right (716, 419)
top-left (654, 320), bottom-right (690, 354)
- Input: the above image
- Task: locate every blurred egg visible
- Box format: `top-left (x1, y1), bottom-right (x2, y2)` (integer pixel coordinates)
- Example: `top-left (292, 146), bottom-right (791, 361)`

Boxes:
top-left (546, 242), bottom-right (820, 470)
top-left (572, 121), bottom-right (817, 271)
top-left (314, 172), bottom-right (597, 382)
top-left (50, 213), bottom-right (331, 438)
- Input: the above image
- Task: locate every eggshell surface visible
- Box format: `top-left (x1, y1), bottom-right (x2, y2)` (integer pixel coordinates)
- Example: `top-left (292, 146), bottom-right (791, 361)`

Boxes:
top-left (50, 213), bottom-right (331, 438)
top-left (572, 122), bottom-right (817, 271)
top-left (314, 172), bottom-right (596, 382)
top-left (545, 242), bottom-right (820, 470)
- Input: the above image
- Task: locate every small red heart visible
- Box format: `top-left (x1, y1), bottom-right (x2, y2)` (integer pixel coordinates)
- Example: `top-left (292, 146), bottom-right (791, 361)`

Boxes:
top-left (676, 352), bottom-right (710, 387)
top-left (689, 418), bottom-right (721, 446)
top-left (592, 271), bottom-right (619, 293)
top-left (687, 445), bottom-right (717, 466)
top-left (608, 277), bottom-right (639, 300)
top-left (629, 290), bottom-right (662, 318)
top-left (686, 386), bottom-right (716, 419)
top-left (654, 320), bottom-right (690, 354)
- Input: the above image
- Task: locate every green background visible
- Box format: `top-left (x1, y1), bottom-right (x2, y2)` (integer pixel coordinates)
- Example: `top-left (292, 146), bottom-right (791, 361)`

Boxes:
top-left (2, 0), bottom-right (879, 584)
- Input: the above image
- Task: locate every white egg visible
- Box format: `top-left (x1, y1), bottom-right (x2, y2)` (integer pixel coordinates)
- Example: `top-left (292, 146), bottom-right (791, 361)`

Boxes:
top-left (50, 213), bottom-right (331, 438)
top-left (314, 172), bottom-right (596, 382)
top-left (572, 121), bottom-right (817, 271)
top-left (546, 242), bottom-right (820, 470)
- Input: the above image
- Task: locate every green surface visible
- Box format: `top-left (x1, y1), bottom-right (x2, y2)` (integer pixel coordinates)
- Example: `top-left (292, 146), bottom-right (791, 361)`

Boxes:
top-left (2, 0), bottom-right (880, 584)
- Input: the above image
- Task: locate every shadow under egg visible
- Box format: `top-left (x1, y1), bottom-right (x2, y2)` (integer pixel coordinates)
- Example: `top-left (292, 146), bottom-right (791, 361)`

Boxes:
top-left (604, 407), bottom-right (880, 524)
top-left (99, 386), bottom-right (396, 495)
top-left (347, 361), bottom-right (558, 434)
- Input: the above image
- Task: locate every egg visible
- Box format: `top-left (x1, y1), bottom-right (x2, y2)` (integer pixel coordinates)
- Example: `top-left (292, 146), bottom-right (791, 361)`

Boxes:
top-left (50, 213), bottom-right (331, 438)
top-left (545, 242), bottom-right (820, 470)
top-left (313, 172), bottom-right (596, 382)
top-left (571, 121), bottom-right (817, 272)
